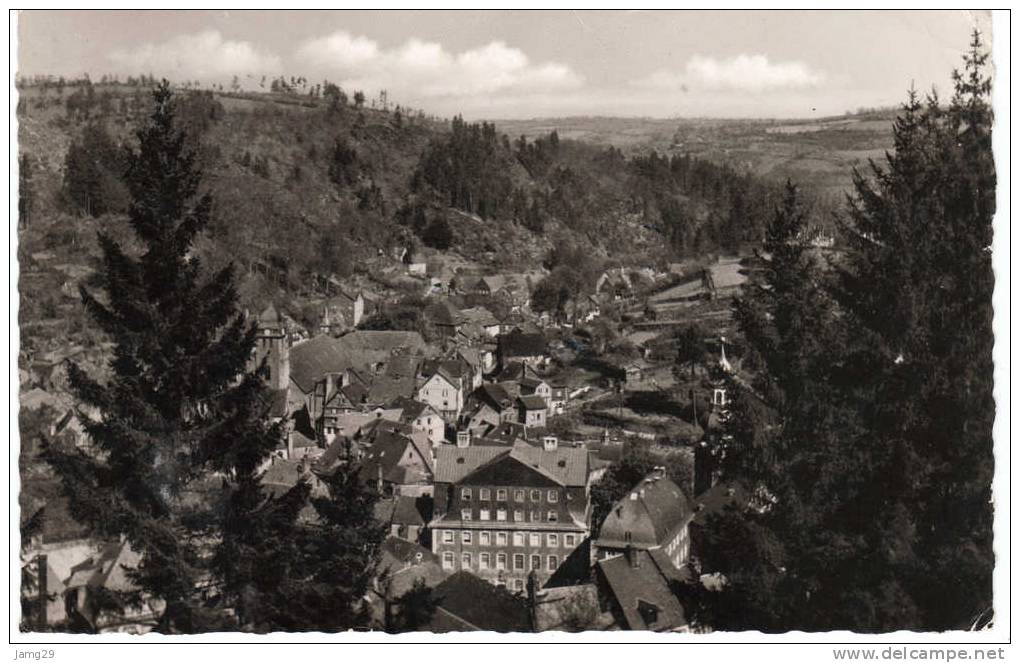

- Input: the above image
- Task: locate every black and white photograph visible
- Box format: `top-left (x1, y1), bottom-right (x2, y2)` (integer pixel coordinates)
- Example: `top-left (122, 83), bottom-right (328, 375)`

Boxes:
top-left (9, 7), bottom-right (1009, 652)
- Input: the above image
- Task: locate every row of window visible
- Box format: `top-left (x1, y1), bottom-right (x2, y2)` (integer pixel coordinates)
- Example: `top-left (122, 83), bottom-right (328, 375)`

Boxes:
top-left (459, 507), bottom-right (559, 523)
top-left (461, 488), bottom-right (559, 503)
top-left (441, 551), bottom-right (560, 573)
top-left (440, 530), bottom-right (577, 548)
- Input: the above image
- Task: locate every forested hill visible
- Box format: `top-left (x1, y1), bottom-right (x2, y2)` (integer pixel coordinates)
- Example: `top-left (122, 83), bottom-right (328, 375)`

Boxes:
top-left (17, 80), bottom-right (833, 327)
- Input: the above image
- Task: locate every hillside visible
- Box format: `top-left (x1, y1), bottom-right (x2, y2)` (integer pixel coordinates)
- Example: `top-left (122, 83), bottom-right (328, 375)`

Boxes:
top-left (495, 110), bottom-right (897, 204)
top-left (16, 81), bottom-right (882, 364)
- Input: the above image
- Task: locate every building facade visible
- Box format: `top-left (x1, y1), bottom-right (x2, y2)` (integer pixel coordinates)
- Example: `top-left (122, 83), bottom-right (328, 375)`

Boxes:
top-left (430, 438), bottom-right (590, 593)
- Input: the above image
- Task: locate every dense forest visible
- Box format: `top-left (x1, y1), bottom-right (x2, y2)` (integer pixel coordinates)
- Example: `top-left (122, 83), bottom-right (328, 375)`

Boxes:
top-left (695, 32), bottom-right (995, 632)
top-left (18, 73), bottom-right (801, 315)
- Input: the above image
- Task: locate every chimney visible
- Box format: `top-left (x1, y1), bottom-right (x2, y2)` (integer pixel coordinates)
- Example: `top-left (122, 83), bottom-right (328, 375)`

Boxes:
top-left (626, 544), bottom-right (641, 569)
top-left (542, 436), bottom-right (558, 451)
top-left (456, 430), bottom-right (471, 448)
top-left (36, 554), bottom-right (48, 630)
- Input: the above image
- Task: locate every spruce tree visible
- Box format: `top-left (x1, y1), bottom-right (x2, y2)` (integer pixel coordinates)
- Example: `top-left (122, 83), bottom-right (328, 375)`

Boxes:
top-left (718, 32), bottom-right (996, 632)
top-left (45, 82), bottom-right (288, 633)
top-left (833, 30), bottom-right (995, 629)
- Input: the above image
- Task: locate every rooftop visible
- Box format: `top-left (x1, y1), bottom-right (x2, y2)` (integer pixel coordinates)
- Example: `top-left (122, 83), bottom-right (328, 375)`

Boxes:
top-left (598, 549), bottom-right (687, 632)
top-left (434, 440), bottom-right (588, 487)
top-left (596, 471), bottom-right (693, 550)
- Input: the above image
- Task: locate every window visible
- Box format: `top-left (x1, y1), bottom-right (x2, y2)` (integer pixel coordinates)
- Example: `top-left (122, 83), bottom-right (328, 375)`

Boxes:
top-left (514, 489), bottom-right (525, 502)
top-left (530, 489), bottom-right (541, 501)
top-left (530, 511), bottom-right (540, 522)
top-left (513, 579), bottom-right (524, 592)
top-left (442, 530), bottom-right (454, 544)
top-left (512, 532), bottom-right (525, 547)
top-left (462, 531), bottom-right (472, 545)
top-left (547, 511), bottom-right (558, 523)
top-left (480, 488), bottom-right (491, 501)
top-left (547, 490), bottom-right (558, 503)
top-left (547, 555), bottom-right (559, 571)
top-left (462, 488), bottom-right (472, 501)
top-left (513, 554), bottom-right (525, 570)
top-left (547, 533), bottom-right (559, 547)
top-left (496, 508), bottom-right (507, 522)
top-left (479, 553), bottom-right (490, 570)
top-left (461, 509), bottom-right (472, 521)
top-left (462, 552), bottom-right (472, 569)
top-left (496, 532), bottom-right (508, 546)
top-left (480, 531), bottom-right (491, 546)
top-left (496, 489), bottom-right (508, 501)
top-left (529, 533), bottom-right (540, 547)
top-left (442, 552), bottom-right (454, 569)
top-left (564, 534), bottom-right (576, 547)
top-left (530, 554), bottom-right (541, 570)
top-left (513, 509), bottom-right (524, 522)
top-left (480, 508), bottom-right (491, 521)
top-left (496, 553), bottom-right (507, 570)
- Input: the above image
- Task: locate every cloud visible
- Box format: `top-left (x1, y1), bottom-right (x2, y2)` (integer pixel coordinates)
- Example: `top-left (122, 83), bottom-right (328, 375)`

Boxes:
top-left (108, 30), bottom-right (282, 81)
top-left (293, 31), bottom-right (583, 98)
top-left (635, 53), bottom-right (824, 93)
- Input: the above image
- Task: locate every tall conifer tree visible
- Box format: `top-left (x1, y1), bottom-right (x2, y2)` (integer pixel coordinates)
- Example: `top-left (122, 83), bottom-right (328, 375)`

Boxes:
top-left (46, 82), bottom-right (287, 632)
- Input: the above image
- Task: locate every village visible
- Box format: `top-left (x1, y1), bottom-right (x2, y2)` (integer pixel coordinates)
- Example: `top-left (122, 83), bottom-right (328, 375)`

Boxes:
top-left (19, 244), bottom-right (765, 634)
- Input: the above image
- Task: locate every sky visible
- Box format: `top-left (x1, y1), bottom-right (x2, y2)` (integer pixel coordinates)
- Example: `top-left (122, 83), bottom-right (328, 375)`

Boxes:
top-left (16, 10), bottom-right (992, 120)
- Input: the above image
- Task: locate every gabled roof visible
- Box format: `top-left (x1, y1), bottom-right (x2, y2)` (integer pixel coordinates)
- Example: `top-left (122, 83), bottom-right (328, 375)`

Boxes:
top-left (518, 394), bottom-right (548, 411)
top-left (519, 376), bottom-right (547, 390)
top-left (597, 550), bottom-right (687, 631)
top-left (477, 382), bottom-right (515, 411)
top-left (426, 572), bottom-right (532, 633)
top-left (66, 540), bottom-right (142, 594)
top-left (420, 363), bottom-right (463, 391)
top-left (359, 428), bottom-right (434, 486)
top-left (459, 306), bottom-right (500, 327)
top-left (374, 495), bottom-right (429, 528)
top-left (478, 275), bottom-right (507, 293)
top-left (596, 472), bottom-right (693, 549)
top-left (434, 441), bottom-right (588, 487)
top-left (289, 335), bottom-right (357, 394)
top-left (368, 372), bottom-right (417, 405)
top-left (259, 303), bottom-right (282, 325)
top-left (478, 421), bottom-right (529, 446)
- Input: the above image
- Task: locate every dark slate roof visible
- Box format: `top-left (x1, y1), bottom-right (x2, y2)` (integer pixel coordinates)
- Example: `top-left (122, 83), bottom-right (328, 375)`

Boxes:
top-left (374, 495), bottom-right (429, 528)
top-left (498, 330), bottom-right (549, 359)
top-left (596, 473), bottom-right (693, 549)
top-left (519, 376), bottom-right (546, 390)
top-left (426, 572), bottom-right (532, 633)
top-left (338, 330), bottom-right (428, 358)
top-left (377, 536), bottom-right (447, 598)
top-left (367, 372), bottom-right (416, 405)
top-left (476, 420), bottom-right (528, 446)
top-left (421, 358), bottom-right (467, 383)
top-left (597, 550), bottom-right (687, 631)
top-left (477, 382), bottom-right (515, 411)
top-left (359, 429), bottom-right (434, 485)
top-left (518, 394), bottom-right (548, 411)
top-left (434, 441), bottom-right (588, 486)
top-left (289, 335), bottom-right (357, 393)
